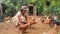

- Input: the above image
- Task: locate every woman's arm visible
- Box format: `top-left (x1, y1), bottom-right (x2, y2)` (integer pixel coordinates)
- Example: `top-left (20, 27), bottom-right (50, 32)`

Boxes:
top-left (17, 15), bottom-right (22, 24)
top-left (26, 16), bottom-right (30, 23)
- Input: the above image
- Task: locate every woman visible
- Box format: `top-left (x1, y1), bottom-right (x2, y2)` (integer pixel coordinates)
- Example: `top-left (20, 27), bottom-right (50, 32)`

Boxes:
top-left (17, 5), bottom-right (30, 33)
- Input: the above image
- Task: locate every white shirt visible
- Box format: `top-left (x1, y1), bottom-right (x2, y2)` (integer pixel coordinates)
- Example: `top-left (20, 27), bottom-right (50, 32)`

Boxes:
top-left (12, 11), bottom-right (21, 25)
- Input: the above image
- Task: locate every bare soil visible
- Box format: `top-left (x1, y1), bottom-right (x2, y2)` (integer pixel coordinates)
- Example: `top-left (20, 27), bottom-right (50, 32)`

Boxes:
top-left (0, 16), bottom-right (60, 34)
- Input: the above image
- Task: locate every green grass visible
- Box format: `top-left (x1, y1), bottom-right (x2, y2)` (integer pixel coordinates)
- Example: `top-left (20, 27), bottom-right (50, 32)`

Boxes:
top-left (58, 31), bottom-right (60, 34)
top-left (58, 30), bottom-right (60, 34)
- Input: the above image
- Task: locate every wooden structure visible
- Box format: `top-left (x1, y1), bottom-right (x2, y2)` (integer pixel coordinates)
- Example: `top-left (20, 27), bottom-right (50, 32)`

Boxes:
top-left (27, 2), bottom-right (36, 16)
top-left (0, 2), bottom-right (3, 15)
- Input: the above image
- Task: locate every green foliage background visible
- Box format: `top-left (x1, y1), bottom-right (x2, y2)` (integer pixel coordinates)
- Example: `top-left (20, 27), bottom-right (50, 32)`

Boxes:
top-left (1, 0), bottom-right (60, 16)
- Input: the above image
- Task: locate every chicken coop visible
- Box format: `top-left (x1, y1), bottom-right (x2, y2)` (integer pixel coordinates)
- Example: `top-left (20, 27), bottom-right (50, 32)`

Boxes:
top-left (27, 2), bottom-right (36, 16)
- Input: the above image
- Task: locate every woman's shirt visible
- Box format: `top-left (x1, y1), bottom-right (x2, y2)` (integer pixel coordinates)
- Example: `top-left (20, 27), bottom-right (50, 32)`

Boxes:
top-left (20, 15), bottom-right (27, 22)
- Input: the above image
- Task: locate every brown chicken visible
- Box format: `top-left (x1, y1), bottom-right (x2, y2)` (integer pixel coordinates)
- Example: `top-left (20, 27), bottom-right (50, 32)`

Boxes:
top-left (28, 16), bottom-right (37, 26)
top-left (43, 24), bottom-right (58, 34)
top-left (47, 24), bottom-right (58, 34)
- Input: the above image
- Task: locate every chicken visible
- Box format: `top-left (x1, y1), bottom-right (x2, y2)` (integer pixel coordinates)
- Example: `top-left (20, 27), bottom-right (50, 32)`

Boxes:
top-left (39, 16), bottom-right (45, 23)
top-left (4, 16), bottom-right (12, 21)
top-left (28, 16), bottom-right (37, 26)
top-left (43, 24), bottom-right (58, 34)
top-left (44, 16), bottom-right (52, 24)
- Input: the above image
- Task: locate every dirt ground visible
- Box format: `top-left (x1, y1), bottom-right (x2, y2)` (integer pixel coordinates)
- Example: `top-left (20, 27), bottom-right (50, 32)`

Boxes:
top-left (0, 16), bottom-right (60, 34)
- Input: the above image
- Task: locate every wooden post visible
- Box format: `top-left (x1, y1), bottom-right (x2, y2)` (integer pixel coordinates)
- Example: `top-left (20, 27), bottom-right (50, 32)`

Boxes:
top-left (0, 3), bottom-right (3, 15)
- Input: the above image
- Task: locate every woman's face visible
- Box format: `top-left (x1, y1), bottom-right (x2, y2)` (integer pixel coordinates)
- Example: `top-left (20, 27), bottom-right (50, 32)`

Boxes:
top-left (21, 10), bottom-right (26, 14)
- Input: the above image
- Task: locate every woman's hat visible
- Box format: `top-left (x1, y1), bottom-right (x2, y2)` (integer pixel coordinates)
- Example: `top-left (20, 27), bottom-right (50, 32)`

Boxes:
top-left (21, 6), bottom-right (28, 10)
